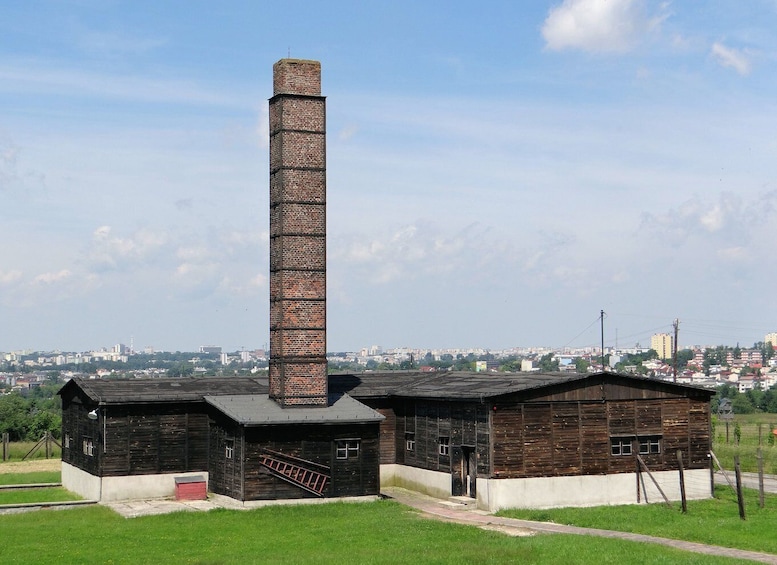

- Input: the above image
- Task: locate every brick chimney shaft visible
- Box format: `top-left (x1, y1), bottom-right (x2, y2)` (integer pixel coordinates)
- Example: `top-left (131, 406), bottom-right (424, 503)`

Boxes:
top-left (268, 59), bottom-right (328, 407)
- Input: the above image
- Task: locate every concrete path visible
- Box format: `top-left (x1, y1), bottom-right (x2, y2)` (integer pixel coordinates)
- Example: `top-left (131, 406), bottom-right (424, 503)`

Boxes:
top-left (381, 487), bottom-right (777, 564)
top-left (716, 471), bottom-right (777, 494)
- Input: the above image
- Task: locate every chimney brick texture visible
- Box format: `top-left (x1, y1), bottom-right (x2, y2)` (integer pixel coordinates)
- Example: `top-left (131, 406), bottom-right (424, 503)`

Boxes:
top-left (268, 59), bottom-right (327, 407)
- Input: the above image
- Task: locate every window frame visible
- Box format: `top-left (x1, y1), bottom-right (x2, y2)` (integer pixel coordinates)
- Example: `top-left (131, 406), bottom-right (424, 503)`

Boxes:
top-left (82, 437), bottom-right (94, 457)
top-left (336, 439), bottom-right (360, 460)
top-left (405, 432), bottom-right (415, 452)
top-left (439, 436), bottom-right (450, 457)
top-left (610, 437), bottom-right (633, 457)
top-left (638, 436), bottom-right (661, 455)
top-left (225, 439), bottom-right (234, 460)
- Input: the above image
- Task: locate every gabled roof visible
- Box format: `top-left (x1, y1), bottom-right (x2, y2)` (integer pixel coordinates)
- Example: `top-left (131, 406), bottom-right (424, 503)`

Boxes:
top-left (58, 376), bottom-right (268, 405)
top-left (205, 393), bottom-right (385, 426)
top-left (328, 370), bottom-right (715, 401)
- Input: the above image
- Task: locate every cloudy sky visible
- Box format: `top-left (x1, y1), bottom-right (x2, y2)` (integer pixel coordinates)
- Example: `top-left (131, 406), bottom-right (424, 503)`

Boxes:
top-left (2, 0), bottom-right (777, 353)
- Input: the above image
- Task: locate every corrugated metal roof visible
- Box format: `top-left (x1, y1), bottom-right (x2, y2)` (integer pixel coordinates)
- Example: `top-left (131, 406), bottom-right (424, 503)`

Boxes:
top-left (59, 376), bottom-right (268, 404)
top-left (205, 393), bottom-right (385, 425)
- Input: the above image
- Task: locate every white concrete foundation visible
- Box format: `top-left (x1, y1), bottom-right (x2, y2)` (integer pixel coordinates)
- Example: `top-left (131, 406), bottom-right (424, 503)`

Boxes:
top-left (62, 462), bottom-right (209, 502)
top-left (380, 464), bottom-right (451, 500)
top-left (380, 464), bottom-right (713, 512)
top-left (479, 469), bottom-right (712, 511)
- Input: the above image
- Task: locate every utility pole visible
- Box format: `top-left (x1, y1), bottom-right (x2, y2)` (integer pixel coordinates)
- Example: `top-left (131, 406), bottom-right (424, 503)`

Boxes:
top-left (672, 318), bottom-right (679, 383)
top-left (600, 310), bottom-right (606, 372)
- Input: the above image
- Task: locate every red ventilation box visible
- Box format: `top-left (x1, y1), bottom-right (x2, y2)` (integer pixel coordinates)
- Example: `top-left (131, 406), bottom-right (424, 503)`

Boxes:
top-left (174, 475), bottom-right (207, 500)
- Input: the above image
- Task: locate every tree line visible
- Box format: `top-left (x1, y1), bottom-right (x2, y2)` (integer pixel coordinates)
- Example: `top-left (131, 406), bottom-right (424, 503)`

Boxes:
top-left (0, 381), bottom-right (61, 442)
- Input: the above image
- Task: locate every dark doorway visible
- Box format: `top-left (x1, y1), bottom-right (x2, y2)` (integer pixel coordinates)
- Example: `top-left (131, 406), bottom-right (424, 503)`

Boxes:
top-left (461, 445), bottom-right (476, 498)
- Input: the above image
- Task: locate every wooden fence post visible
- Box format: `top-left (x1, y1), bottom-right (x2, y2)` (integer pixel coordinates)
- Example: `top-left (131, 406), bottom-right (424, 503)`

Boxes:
top-left (677, 450), bottom-right (687, 513)
top-left (758, 447), bottom-right (765, 509)
top-left (1, 433), bottom-right (7, 461)
top-left (735, 455), bottom-right (746, 521)
top-left (635, 441), bottom-right (641, 503)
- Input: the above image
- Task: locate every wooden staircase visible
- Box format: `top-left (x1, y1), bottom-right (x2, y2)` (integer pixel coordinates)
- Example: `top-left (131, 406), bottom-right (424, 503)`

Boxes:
top-left (259, 452), bottom-right (330, 496)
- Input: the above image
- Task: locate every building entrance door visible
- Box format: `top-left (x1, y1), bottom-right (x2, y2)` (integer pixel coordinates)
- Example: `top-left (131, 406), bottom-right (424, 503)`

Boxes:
top-left (461, 445), bottom-right (476, 499)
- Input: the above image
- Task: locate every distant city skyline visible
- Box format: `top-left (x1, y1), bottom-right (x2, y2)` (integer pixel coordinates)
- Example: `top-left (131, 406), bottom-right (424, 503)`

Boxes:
top-left (2, 2), bottom-right (777, 352)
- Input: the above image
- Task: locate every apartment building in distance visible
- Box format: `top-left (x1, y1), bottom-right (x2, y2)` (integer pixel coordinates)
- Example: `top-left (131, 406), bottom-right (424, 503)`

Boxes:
top-left (651, 333), bottom-right (674, 361)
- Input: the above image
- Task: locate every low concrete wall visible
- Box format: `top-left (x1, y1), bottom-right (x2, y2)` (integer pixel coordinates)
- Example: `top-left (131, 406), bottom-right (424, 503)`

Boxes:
top-left (381, 464), bottom-right (451, 500)
top-left (480, 469), bottom-right (712, 512)
top-left (62, 462), bottom-right (101, 501)
top-left (61, 464), bottom-right (209, 502)
top-left (379, 464), bottom-right (712, 512)
top-left (101, 471), bottom-right (209, 502)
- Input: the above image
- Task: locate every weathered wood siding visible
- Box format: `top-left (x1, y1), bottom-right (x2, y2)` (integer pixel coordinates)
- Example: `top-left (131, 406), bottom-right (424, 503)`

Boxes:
top-left (208, 421), bottom-right (381, 501)
top-left (61, 393), bottom-right (100, 475)
top-left (395, 399), bottom-right (490, 476)
top-left (491, 398), bottom-right (711, 478)
top-left (208, 414), bottom-right (243, 500)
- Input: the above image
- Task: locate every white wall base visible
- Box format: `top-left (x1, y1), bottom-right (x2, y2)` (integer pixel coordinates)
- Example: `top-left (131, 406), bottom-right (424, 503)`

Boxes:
top-left (380, 464), bottom-right (451, 500)
top-left (380, 464), bottom-right (712, 512)
top-left (62, 462), bottom-right (102, 501)
top-left (61, 463), bottom-right (209, 502)
top-left (479, 469), bottom-right (712, 511)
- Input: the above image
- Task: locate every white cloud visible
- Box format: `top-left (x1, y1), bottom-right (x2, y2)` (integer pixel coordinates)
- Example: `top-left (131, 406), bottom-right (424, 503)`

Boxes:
top-left (88, 226), bottom-right (170, 271)
top-left (542, 0), bottom-right (663, 53)
top-left (711, 42), bottom-right (752, 75)
top-left (33, 269), bottom-right (71, 285)
top-left (640, 191), bottom-right (777, 248)
top-left (0, 270), bottom-right (22, 285)
top-left (338, 124), bottom-right (359, 141)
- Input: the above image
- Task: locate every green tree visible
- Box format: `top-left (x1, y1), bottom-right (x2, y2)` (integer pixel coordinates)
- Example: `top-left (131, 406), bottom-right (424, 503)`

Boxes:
top-left (574, 357), bottom-right (590, 374)
top-left (538, 353), bottom-right (559, 372)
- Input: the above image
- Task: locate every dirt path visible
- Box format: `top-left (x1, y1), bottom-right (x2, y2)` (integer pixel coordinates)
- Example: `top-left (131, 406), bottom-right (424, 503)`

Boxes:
top-left (0, 458), bottom-right (61, 474)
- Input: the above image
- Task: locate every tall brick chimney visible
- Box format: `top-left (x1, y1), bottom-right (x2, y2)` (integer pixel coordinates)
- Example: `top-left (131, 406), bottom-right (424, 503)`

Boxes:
top-left (268, 59), bottom-right (328, 407)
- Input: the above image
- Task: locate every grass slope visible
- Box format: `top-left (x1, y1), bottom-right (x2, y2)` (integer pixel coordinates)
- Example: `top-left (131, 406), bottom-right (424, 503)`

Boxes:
top-left (499, 486), bottom-right (777, 555)
top-left (0, 501), bottom-right (750, 565)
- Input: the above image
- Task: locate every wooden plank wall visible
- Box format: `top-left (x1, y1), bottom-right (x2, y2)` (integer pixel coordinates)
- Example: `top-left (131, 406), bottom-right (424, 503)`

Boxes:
top-left (60, 395), bottom-right (100, 475)
top-left (208, 416), bottom-right (243, 500)
top-left (492, 398), bottom-right (711, 479)
top-left (395, 400), bottom-right (490, 476)
top-left (229, 422), bottom-right (381, 501)
top-left (99, 404), bottom-right (210, 477)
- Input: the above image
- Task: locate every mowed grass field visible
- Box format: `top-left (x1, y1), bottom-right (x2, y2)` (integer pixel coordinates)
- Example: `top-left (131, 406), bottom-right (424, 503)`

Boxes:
top-left (0, 499), bottom-right (753, 565)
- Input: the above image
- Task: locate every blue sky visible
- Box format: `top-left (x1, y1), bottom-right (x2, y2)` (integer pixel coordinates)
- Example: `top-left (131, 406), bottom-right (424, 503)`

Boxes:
top-left (2, 0), bottom-right (777, 353)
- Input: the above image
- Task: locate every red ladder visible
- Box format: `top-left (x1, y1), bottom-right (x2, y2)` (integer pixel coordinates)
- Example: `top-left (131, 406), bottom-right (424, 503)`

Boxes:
top-left (259, 454), bottom-right (330, 496)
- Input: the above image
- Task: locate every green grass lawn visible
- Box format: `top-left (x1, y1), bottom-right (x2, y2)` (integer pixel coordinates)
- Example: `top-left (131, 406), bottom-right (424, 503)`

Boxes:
top-left (499, 485), bottom-right (777, 555)
top-left (0, 486), bottom-right (80, 505)
top-left (0, 500), bottom-right (751, 565)
top-left (0, 471), bottom-right (61, 485)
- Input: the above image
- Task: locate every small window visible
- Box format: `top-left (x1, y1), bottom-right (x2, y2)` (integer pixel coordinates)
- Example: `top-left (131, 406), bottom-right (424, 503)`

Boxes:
top-left (639, 436), bottom-right (661, 455)
top-left (225, 439), bottom-right (234, 460)
top-left (610, 438), bottom-right (632, 456)
top-left (439, 436), bottom-right (450, 456)
top-left (82, 437), bottom-right (94, 457)
top-left (64, 434), bottom-right (70, 449)
top-left (405, 432), bottom-right (415, 452)
top-left (336, 439), bottom-right (360, 460)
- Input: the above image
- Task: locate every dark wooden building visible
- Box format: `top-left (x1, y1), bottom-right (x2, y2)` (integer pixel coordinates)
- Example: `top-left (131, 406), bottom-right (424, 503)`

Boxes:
top-left (206, 393), bottom-right (382, 501)
top-left (59, 377), bottom-right (382, 503)
top-left (58, 377), bottom-right (267, 501)
top-left (330, 370), bottom-right (715, 510)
